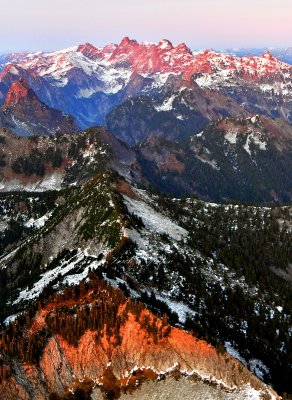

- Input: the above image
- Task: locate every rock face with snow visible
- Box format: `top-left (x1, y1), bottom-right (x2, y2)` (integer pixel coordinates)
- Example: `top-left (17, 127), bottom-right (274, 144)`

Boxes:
top-left (0, 170), bottom-right (284, 398)
top-left (106, 80), bottom-right (248, 145)
top-left (0, 39), bottom-right (292, 141)
top-left (0, 39), bottom-right (291, 400)
top-left (0, 78), bottom-right (77, 136)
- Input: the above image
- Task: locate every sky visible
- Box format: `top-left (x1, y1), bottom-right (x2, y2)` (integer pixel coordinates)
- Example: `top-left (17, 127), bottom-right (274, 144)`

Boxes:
top-left (1, 0), bottom-right (292, 52)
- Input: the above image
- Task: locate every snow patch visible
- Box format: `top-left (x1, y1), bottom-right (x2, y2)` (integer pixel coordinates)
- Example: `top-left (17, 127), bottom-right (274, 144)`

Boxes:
top-left (123, 195), bottom-right (187, 241)
top-left (241, 384), bottom-right (275, 400)
top-left (243, 133), bottom-right (267, 155)
top-left (225, 130), bottom-right (238, 144)
top-left (0, 221), bottom-right (8, 232)
top-left (155, 293), bottom-right (197, 323)
top-left (24, 212), bottom-right (52, 229)
top-left (3, 313), bottom-right (21, 326)
top-left (13, 251), bottom-right (83, 304)
top-left (249, 359), bottom-right (270, 381)
top-left (195, 154), bottom-right (220, 170)
top-left (176, 114), bottom-right (186, 120)
top-left (225, 342), bottom-right (247, 366)
top-left (0, 173), bottom-right (64, 192)
top-left (155, 94), bottom-right (176, 112)
top-left (8, 66), bottom-right (20, 75)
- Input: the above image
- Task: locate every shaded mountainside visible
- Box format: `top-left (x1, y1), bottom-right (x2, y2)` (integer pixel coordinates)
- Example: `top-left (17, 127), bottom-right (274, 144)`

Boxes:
top-left (0, 78), bottom-right (77, 136)
top-left (106, 80), bottom-right (248, 145)
top-left (0, 172), bottom-right (291, 396)
top-left (0, 278), bottom-right (279, 400)
top-left (137, 115), bottom-right (292, 203)
top-left (1, 113), bottom-right (292, 204)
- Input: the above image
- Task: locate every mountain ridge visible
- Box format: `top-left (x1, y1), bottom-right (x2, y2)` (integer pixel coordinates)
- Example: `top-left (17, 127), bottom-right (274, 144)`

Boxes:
top-left (0, 171), bottom-right (290, 396)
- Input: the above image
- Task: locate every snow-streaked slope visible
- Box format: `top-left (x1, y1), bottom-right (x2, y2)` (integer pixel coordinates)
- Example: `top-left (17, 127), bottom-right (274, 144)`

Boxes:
top-left (13, 249), bottom-right (107, 304)
top-left (0, 173), bottom-right (65, 192)
top-left (123, 193), bottom-right (187, 241)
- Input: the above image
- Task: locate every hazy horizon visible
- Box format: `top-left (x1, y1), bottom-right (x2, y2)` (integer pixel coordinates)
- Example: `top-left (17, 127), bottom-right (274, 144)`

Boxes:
top-left (1, 42), bottom-right (292, 56)
top-left (1, 0), bottom-right (292, 52)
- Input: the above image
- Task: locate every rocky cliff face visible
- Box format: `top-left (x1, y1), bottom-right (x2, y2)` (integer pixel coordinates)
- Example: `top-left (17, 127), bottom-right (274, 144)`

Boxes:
top-left (0, 278), bottom-right (279, 400)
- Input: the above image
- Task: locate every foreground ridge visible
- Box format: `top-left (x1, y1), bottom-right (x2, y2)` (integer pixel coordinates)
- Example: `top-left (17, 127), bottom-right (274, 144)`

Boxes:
top-left (0, 276), bottom-right (279, 400)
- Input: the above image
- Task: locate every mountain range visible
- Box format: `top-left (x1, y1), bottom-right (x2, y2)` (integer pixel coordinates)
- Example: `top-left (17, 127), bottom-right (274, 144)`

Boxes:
top-left (0, 38), bottom-right (291, 400)
top-left (0, 38), bottom-right (292, 135)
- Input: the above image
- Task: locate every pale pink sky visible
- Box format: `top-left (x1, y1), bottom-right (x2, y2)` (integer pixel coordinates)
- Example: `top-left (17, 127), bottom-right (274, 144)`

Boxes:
top-left (1, 0), bottom-right (292, 51)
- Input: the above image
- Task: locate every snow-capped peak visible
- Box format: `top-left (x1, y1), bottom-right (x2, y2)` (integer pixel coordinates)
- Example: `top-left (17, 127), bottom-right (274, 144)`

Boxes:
top-left (2, 39), bottom-right (291, 89)
top-left (1, 38), bottom-right (291, 127)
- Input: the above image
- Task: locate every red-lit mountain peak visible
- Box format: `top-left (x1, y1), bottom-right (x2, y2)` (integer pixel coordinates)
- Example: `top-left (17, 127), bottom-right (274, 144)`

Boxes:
top-left (175, 42), bottom-right (193, 55)
top-left (0, 63), bottom-right (21, 81)
top-left (3, 77), bottom-right (35, 107)
top-left (108, 36), bottom-right (140, 63)
top-left (114, 36), bottom-right (140, 55)
top-left (119, 36), bottom-right (138, 47)
top-left (1, 77), bottom-right (77, 135)
top-left (0, 38), bottom-right (291, 132)
top-left (77, 42), bottom-right (119, 61)
top-left (185, 49), bottom-right (292, 80)
top-left (106, 38), bottom-right (196, 75)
